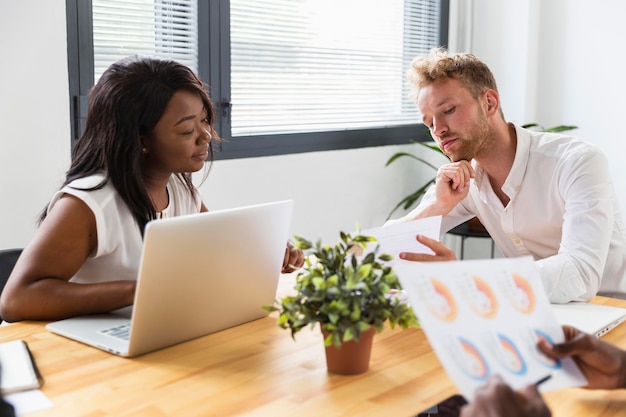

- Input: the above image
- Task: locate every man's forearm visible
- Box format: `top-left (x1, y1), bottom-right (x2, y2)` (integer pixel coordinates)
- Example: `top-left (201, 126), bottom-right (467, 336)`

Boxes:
top-left (385, 200), bottom-right (451, 226)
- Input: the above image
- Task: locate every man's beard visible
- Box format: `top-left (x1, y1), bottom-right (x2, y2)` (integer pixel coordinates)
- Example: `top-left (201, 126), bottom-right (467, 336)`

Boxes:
top-left (443, 115), bottom-right (493, 162)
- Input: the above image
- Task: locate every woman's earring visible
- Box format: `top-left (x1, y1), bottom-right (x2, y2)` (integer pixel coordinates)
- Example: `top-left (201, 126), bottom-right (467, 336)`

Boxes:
top-left (142, 147), bottom-right (148, 154)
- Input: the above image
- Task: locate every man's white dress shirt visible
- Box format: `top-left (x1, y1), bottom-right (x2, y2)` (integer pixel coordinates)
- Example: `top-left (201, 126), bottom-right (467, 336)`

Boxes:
top-left (415, 124), bottom-right (626, 303)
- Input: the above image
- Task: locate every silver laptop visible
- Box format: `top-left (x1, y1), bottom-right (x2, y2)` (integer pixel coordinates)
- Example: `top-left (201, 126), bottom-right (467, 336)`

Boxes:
top-left (551, 302), bottom-right (626, 337)
top-left (46, 200), bottom-right (293, 357)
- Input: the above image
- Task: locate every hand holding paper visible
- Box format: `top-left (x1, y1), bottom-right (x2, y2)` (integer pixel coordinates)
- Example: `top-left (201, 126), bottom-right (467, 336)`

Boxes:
top-left (394, 257), bottom-right (587, 400)
top-left (361, 216), bottom-right (442, 263)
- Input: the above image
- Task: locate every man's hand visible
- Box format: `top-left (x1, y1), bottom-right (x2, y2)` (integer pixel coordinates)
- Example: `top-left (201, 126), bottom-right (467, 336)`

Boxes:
top-left (399, 234), bottom-right (456, 262)
top-left (539, 325), bottom-right (626, 390)
top-left (460, 375), bottom-right (551, 417)
top-left (433, 160), bottom-right (475, 212)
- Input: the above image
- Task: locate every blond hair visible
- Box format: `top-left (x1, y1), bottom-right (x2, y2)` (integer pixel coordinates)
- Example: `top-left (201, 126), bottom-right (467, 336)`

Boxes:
top-left (407, 47), bottom-right (499, 103)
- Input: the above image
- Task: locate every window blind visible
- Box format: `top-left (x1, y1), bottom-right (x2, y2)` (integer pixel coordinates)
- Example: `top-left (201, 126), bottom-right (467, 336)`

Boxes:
top-left (230, 0), bottom-right (441, 136)
top-left (92, 0), bottom-right (197, 83)
top-left (90, 0), bottom-right (443, 140)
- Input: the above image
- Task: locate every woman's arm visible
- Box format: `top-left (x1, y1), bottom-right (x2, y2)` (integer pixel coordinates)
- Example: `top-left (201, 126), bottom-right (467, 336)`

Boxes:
top-left (0, 195), bottom-right (136, 322)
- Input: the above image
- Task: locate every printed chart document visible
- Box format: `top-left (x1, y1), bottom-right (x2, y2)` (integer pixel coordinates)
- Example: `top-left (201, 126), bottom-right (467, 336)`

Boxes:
top-left (395, 256), bottom-right (587, 400)
top-left (361, 216), bottom-right (442, 261)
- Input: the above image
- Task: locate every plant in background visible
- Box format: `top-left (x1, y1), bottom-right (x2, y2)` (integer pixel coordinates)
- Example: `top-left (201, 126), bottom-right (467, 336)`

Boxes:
top-left (385, 140), bottom-right (448, 220)
top-left (521, 123), bottom-right (577, 133)
top-left (385, 124), bottom-right (578, 220)
top-left (267, 232), bottom-right (418, 348)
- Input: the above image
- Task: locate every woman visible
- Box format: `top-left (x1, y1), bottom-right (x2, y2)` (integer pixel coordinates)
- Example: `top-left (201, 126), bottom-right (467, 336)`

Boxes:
top-left (0, 56), bottom-right (303, 322)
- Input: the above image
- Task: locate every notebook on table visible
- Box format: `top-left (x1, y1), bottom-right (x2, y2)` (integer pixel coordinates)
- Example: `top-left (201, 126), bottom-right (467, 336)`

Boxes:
top-left (551, 302), bottom-right (626, 338)
top-left (46, 200), bottom-right (294, 357)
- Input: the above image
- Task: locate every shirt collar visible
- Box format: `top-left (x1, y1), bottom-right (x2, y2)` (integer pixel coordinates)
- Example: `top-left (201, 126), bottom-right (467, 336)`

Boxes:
top-left (473, 123), bottom-right (530, 200)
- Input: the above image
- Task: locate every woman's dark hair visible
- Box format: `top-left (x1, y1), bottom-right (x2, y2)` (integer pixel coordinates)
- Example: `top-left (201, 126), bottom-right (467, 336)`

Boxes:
top-left (41, 56), bottom-right (218, 234)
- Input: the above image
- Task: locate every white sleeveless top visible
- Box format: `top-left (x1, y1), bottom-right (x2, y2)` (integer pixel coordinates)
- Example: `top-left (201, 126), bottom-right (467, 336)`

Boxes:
top-left (48, 173), bottom-right (202, 284)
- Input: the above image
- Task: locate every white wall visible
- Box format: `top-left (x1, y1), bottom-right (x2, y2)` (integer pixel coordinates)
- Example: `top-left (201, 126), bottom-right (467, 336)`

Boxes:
top-left (198, 145), bottom-right (432, 243)
top-left (2, 0), bottom-right (625, 255)
top-left (0, 0), bottom-right (422, 249)
top-left (0, 0), bottom-right (71, 248)
top-left (471, 0), bottom-right (626, 213)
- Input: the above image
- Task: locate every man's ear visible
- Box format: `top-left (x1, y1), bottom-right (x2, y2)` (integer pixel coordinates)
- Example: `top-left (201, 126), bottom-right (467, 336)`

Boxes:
top-left (483, 89), bottom-right (499, 115)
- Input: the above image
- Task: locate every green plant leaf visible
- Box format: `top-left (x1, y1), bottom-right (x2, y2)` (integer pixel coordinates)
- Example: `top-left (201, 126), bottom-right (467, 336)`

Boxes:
top-left (385, 152), bottom-right (440, 171)
top-left (378, 253), bottom-right (393, 262)
top-left (311, 276), bottom-right (325, 287)
top-left (323, 333), bottom-right (334, 347)
top-left (350, 303), bottom-right (361, 321)
top-left (343, 327), bottom-right (355, 342)
top-left (385, 179), bottom-right (435, 220)
top-left (356, 263), bottom-right (373, 280)
top-left (521, 123), bottom-right (577, 133)
top-left (273, 230), bottom-right (420, 347)
top-left (544, 125), bottom-right (577, 133)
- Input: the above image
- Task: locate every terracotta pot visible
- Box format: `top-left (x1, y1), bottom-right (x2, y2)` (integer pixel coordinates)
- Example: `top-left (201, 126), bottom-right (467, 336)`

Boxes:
top-left (322, 326), bottom-right (376, 375)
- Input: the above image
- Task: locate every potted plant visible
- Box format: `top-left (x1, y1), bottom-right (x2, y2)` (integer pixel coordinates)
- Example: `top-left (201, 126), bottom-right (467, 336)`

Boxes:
top-left (266, 231), bottom-right (418, 375)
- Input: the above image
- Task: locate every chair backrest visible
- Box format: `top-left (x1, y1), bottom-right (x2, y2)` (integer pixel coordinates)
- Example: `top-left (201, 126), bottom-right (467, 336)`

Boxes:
top-left (0, 248), bottom-right (23, 322)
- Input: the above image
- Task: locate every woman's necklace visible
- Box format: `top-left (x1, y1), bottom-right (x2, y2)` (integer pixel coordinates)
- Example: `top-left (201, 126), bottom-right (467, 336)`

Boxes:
top-left (154, 188), bottom-right (170, 219)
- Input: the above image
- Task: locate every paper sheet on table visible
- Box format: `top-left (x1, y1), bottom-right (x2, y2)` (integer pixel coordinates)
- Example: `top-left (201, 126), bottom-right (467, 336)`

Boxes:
top-left (395, 256), bottom-right (587, 401)
top-left (361, 216), bottom-right (442, 262)
top-left (5, 389), bottom-right (53, 415)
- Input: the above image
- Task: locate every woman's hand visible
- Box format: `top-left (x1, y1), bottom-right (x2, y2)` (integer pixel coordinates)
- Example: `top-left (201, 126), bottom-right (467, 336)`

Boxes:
top-left (281, 241), bottom-right (304, 273)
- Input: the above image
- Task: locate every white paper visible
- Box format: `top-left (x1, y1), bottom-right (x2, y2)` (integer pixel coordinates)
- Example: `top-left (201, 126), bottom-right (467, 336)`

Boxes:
top-left (361, 216), bottom-right (442, 262)
top-left (5, 389), bottom-right (54, 415)
top-left (395, 256), bottom-right (587, 400)
top-left (0, 340), bottom-right (40, 394)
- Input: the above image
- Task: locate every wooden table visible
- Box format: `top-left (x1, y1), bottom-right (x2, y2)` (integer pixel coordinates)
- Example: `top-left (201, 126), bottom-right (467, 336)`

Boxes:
top-left (2, 286), bottom-right (626, 416)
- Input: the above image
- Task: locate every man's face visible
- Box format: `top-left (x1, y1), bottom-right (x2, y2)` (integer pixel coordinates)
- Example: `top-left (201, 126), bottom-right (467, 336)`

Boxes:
top-left (417, 78), bottom-right (493, 162)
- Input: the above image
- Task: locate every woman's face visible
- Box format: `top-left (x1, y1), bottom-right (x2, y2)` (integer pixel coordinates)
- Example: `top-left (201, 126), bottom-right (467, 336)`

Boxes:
top-left (142, 89), bottom-right (211, 177)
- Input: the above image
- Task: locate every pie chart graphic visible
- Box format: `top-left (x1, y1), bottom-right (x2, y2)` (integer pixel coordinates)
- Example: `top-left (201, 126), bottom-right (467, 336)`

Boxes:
top-left (426, 277), bottom-right (458, 322)
top-left (495, 333), bottom-right (527, 375)
top-left (452, 337), bottom-right (490, 381)
top-left (508, 273), bottom-right (536, 315)
top-left (467, 275), bottom-right (499, 319)
top-left (531, 329), bottom-right (561, 369)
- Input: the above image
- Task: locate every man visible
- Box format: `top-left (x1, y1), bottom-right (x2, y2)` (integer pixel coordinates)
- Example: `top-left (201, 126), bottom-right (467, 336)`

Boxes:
top-left (461, 325), bottom-right (626, 416)
top-left (387, 47), bottom-right (626, 303)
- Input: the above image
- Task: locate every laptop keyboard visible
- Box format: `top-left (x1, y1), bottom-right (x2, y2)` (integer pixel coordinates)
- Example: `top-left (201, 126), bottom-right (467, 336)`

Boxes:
top-left (100, 323), bottom-right (131, 341)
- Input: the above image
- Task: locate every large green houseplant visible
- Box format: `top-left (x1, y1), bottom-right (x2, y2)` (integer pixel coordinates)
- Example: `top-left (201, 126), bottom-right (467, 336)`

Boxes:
top-left (267, 231), bottom-right (418, 374)
top-left (385, 123), bottom-right (577, 220)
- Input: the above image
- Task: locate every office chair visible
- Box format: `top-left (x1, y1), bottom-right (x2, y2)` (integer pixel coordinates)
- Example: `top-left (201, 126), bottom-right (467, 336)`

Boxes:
top-left (0, 248), bottom-right (23, 322)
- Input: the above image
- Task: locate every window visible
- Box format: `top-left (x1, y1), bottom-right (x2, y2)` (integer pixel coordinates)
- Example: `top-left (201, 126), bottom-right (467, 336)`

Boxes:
top-left (92, 0), bottom-right (198, 83)
top-left (67, 0), bottom-right (448, 159)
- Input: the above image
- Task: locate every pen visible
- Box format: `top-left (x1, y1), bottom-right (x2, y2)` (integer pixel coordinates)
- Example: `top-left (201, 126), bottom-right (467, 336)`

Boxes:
top-left (534, 374), bottom-right (552, 387)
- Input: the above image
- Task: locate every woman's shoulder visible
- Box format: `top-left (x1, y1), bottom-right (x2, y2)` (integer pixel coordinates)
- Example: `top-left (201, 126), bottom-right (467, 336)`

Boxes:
top-left (65, 172), bottom-right (109, 190)
top-left (50, 173), bottom-right (119, 215)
